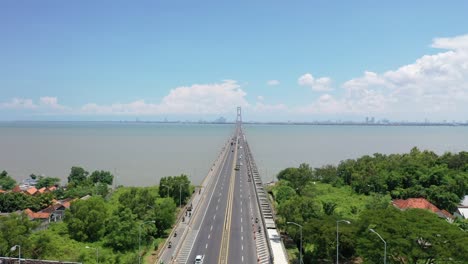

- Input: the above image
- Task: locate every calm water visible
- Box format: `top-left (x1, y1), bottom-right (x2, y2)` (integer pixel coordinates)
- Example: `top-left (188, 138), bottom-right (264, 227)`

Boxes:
top-left (1, 122), bottom-right (467, 186)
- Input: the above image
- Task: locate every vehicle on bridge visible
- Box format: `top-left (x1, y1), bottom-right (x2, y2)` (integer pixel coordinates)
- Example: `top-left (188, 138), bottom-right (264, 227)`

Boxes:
top-left (194, 254), bottom-right (204, 263)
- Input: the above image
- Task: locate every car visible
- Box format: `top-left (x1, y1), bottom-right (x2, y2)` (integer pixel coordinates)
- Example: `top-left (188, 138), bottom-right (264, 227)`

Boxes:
top-left (194, 255), bottom-right (204, 263)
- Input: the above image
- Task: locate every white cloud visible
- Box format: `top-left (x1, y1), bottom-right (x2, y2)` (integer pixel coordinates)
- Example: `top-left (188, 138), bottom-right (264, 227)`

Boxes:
top-left (0, 98), bottom-right (37, 109)
top-left (267, 80), bottom-right (280, 86)
top-left (39, 96), bottom-right (68, 110)
top-left (81, 80), bottom-right (249, 115)
top-left (298, 73), bottom-right (332, 91)
top-left (257, 96), bottom-right (264, 101)
top-left (294, 34), bottom-right (468, 120)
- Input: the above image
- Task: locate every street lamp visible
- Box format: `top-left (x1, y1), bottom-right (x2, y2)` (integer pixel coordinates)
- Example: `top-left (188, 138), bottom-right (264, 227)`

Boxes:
top-left (287, 221), bottom-right (303, 264)
top-left (10, 245), bottom-right (20, 264)
top-left (336, 220), bottom-right (351, 264)
top-left (85, 246), bottom-right (99, 264)
top-left (179, 183), bottom-right (189, 208)
top-left (139, 220), bottom-right (156, 264)
top-left (369, 228), bottom-right (387, 264)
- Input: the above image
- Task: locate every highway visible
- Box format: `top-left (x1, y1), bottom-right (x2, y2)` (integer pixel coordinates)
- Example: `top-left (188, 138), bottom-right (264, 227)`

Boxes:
top-left (185, 125), bottom-right (258, 264)
top-left (227, 133), bottom-right (257, 263)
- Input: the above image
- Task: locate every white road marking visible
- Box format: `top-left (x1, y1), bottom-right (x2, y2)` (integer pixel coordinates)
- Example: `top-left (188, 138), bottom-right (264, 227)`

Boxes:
top-left (210, 225), bottom-right (213, 231)
top-left (241, 226), bottom-right (243, 233)
top-left (241, 217), bottom-right (243, 223)
top-left (242, 244), bottom-right (244, 251)
top-left (206, 243), bottom-right (208, 249)
top-left (213, 215), bottom-right (216, 220)
top-left (208, 234), bottom-right (211, 239)
top-left (242, 255), bottom-right (244, 262)
top-left (216, 205), bottom-right (218, 210)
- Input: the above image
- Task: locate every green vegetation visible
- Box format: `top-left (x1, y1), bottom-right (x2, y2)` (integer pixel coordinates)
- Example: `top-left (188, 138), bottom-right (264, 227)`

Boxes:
top-left (271, 148), bottom-right (468, 263)
top-left (0, 170), bottom-right (16, 190)
top-left (0, 167), bottom-right (189, 263)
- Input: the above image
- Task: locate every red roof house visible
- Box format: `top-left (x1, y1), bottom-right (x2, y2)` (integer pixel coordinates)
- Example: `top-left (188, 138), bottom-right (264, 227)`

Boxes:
top-left (25, 187), bottom-right (38, 195)
top-left (24, 208), bottom-right (50, 221)
top-left (392, 198), bottom-right (454, 221)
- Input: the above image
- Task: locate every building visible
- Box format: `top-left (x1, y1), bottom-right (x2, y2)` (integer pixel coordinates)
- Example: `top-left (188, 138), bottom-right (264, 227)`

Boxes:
top-left (392, 198), bottom-right (454, 221)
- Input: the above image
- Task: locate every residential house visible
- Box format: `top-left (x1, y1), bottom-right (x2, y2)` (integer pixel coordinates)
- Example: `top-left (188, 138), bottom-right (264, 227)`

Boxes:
top-left (25, 186), bottom-right (38, 195)
top-left (24, 208), bottom-right (50, 222)
top-left (392, 198), bottom-right (454, 221)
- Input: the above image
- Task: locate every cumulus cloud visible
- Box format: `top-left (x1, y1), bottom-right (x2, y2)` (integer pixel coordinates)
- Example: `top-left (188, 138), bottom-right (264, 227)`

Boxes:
top-left (298, 73), bottom-right (332, 91)
top-left (267, 80), bottom-right (280, 86)
top-left (81, 80), bottom-right (249, 115)
top-left (295, 33), bottom-right (468, 120)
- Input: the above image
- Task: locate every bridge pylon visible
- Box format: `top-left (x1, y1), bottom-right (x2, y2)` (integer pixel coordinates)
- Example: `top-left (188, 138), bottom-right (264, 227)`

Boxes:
top-left (236, 106), bottom-right (242, 124)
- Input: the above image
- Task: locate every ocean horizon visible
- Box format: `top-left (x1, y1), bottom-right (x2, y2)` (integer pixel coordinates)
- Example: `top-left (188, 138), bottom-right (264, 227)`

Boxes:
top-left (1, 121), bottom-right (468, 186)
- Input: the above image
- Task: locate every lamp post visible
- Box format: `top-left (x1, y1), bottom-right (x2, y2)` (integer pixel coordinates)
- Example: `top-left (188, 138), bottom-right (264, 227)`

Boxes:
top-left (369, 228), bottom-right (387, 264)
top-left (85, 246), bottom-right (99, 264)
top-left (139, 220), bottom-right (156, 264)
top-left (10, 245), bottom-right (20, 264)
top-left (179, 183), bottom-right (189, 208)
top-left (287, 221), bottom-right (303, 264)
top-left (336, 220), bottom-right (351, 264)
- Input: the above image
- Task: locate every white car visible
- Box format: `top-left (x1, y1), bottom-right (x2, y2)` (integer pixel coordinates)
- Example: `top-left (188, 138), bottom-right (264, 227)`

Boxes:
top-left (195, 255), bottom-right (204, 264)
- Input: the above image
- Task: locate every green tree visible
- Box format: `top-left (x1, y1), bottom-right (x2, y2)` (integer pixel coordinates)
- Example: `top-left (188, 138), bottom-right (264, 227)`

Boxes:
top-left (118, 187), bottom-right (158, 220)
top-left (0, 170), bottom-right (16, 190)
top-left (67, 166), bottom-right (89, 186)
top-left (36, 176), bottom-right (61, 189)
top-left (90, 170), bottom-right (114, 185)
top-left (0, 213), bottom-right (37, 257)
top-left (104, 207), bottom-right (140, 251)
top-left (159, 174), bottom-right (191, 206)
top-left (149, 197), bottom-right (176, 236)
top-left (272, 184), bottom-right (297, 205)
top-left (65, 196), bottom-right (109, 242)
top-left (277, 163), bottom-right (314, 194)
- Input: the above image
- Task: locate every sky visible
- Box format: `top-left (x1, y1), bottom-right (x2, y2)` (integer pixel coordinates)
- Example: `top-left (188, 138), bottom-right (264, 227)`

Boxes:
top-left (1, 0), bottom-right (468, 122)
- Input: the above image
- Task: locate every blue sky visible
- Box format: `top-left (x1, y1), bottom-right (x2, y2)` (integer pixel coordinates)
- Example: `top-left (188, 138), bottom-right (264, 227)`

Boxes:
top-left (1, 1), bottom-right (468, 122)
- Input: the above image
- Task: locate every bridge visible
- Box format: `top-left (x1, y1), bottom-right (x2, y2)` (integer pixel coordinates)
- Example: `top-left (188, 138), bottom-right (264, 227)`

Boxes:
top-left (157, 108), bottom-right (288, 264)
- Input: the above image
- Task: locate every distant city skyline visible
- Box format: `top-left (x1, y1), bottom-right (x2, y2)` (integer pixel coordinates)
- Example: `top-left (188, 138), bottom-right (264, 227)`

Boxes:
top-left (1, 1), bottom-right (468, 122)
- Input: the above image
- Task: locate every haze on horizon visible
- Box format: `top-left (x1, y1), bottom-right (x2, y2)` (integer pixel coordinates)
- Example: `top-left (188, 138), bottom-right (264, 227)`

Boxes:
top-left (1, 1), bottom-right (468, 122)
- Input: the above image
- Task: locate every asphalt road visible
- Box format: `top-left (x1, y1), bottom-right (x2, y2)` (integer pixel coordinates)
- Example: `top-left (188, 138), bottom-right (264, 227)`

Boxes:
top-left (186, 128), bottom-right (258, 264)
top-left (227, 136), bottom-right (257, 263)
top-left (186, 135), bottom-right (237, 263)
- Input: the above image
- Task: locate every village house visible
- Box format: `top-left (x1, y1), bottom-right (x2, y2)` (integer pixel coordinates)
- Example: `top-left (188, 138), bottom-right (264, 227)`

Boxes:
top-left (392, 198), bottom-right (454, 222)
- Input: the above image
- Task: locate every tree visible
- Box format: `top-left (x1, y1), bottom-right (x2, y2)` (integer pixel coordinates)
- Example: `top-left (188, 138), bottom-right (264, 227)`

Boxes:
top-left (0, 170), bottom-right (16, 190)
top-left (117, 187), bottom-right (158, 220)
top-left (149, 197), bottom-right (176, 236)
top-left (104, 207), bottom-right (140, 251)
top-left (0, 213), bottom-right (37, 257)
top-left (272, 184), bottom-right (297, 205)
top-left (67, 166), bottom-right (89, 186)
top-left (36, 176), bottom-right (60, 189)
top-left (159, 174), bottom-right (191, 206)
top-left (65, 196), bottom-right (109, 242)
top-left (90, 170), bottom-right (114, 185)
top-left (277, 163), bottom-right (314, 194)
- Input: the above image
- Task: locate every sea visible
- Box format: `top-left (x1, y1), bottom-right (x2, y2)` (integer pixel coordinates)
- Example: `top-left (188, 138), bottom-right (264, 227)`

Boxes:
top-left (1, 122), bottom-right (467, 186)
